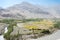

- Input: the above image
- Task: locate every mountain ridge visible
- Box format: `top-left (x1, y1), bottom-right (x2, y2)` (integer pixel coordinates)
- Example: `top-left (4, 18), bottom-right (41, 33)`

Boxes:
top-left (0, 2), bottom-right (60, 19)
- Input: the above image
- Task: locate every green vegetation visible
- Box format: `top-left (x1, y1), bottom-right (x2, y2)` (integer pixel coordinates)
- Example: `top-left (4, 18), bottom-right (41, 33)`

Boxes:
top-left (0, 18), bottom-right (60, 40)
top-left (3, 19), bottom-right (17, 40)
top-left (4, 23), bottom-right (16, 40)
top-left (0, 19), bottom-right (15, 24)
top-left (54, 21), bottom-right (60, 29)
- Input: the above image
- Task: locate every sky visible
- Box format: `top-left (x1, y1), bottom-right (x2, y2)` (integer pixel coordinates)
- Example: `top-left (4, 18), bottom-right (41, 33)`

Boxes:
top-left (0, 0), bottom-right (60, 8)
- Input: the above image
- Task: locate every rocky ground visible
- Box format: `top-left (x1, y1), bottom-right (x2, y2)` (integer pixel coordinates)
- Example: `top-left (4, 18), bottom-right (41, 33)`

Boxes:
top-left (0, 23), bottom-right (8, 35)
top-left (26, 30), bottom-right (60, 40)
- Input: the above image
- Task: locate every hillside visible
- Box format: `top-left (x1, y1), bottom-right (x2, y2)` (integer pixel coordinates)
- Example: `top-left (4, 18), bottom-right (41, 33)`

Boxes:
top-left (0, 2), bottom-right (60, 19)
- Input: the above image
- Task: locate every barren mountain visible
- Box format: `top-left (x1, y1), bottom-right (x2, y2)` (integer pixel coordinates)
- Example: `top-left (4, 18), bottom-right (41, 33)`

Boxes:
top-left (0, 2), bottom-right (60, 19)
top-left (44, 5), bottom-right (60, 18)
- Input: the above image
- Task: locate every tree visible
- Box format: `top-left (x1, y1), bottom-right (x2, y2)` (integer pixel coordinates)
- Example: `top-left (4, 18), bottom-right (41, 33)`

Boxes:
top-left (54, 21), bottom-right (60, 29)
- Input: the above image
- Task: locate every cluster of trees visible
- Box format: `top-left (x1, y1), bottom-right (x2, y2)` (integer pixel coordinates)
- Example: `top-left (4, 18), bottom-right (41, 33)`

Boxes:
top-left (54, 21), bottom-right (60, 29)
top-left (3, 19), bottom-right (17, 40)
top-left (4, 22), bottom-right (17, 40)
top-left (0, 19), bottom-right (15, 24)
top-left (22, 18), bottom-right (43, 23)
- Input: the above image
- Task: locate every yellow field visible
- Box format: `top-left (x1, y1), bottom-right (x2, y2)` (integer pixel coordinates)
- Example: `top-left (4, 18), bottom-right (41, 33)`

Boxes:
top-left (24, 19), bottom-right (54, 30)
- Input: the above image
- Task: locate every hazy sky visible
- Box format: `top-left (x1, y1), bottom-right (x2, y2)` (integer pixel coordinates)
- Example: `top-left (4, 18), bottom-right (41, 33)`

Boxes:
top-left (0, 0), bottom-right (60, 8)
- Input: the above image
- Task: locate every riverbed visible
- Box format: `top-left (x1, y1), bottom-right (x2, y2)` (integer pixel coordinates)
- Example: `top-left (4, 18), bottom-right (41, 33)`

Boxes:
top-left (0, 27), bottom-right (8, 40)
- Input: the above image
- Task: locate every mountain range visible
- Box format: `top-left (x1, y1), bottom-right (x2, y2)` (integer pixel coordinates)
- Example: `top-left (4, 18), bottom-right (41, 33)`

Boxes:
top-left (0, 2), bottom-right (60, 19)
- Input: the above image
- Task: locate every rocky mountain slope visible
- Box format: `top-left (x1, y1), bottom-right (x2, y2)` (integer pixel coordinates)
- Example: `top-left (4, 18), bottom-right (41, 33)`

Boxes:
top-left (0, 2), bottom-right (60, 19)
